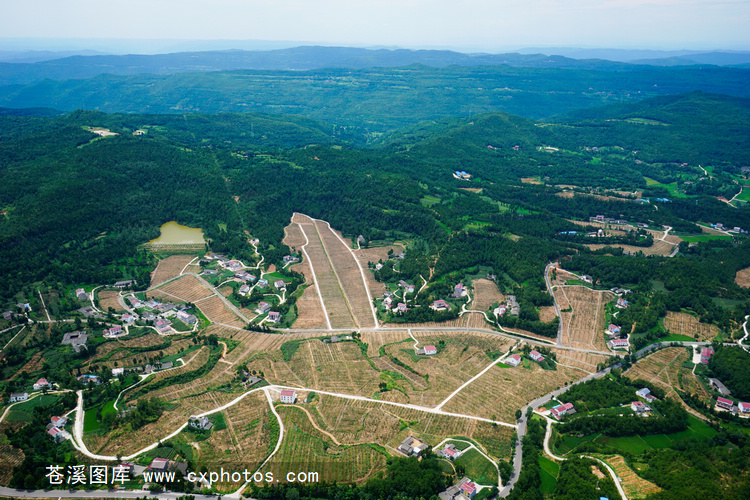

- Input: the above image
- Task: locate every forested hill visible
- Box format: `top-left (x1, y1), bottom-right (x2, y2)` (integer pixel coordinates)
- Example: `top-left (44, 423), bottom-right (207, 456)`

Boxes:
top-left (0, 46), bottom-right (706, 86)
top-left (1, 63), bottom-right (749, 136)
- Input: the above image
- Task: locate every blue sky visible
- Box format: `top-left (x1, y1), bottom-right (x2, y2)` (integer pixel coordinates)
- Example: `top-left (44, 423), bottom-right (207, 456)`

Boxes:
top-left (1, 0), bottom-right (748, 52)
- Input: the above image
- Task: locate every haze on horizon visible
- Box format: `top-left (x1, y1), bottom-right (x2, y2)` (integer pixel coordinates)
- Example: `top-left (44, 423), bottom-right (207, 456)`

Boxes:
top-left (1, 0), bottom-right (749, 54)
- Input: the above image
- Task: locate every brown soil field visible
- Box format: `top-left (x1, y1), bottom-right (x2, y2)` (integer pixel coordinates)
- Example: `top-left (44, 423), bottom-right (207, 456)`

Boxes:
top-left (97, 290), bottom-right (124, 312)
top-left (441, 362), bottom-right (581, 422)
top-left (555, 286), bottom-right (611, 351)
top-left (735, 267), bottom-right (750, 288)
top-left (472, 278), bottom-right (505, 311)
top-left (314, 219), bottom-right (376, 329)
top-left (195, 295), bottom-right (246, 328)
top-left (151, 274), bottom-right (213, 303)
top-left (538, 306), bottom-right (558, 323)
top-left (459, 187), bottom-right (483, 193)
top-left (150, 255), bottom-right (196, 287)
top-left (0, 444), bottom-right (23, 484)
top-left (293, 214), bottom-right (356, 329)
top-left (360, 330), bottom-right (411, 358)
top-left (584, 240), bottom-right (675, 256)
top-left (624, 347), bottom-right (711, 406)
top-left (599, 455), bottom-right (662, 499)
top-left (664, 311), bottom-right (721, 341)
top-left (551, 349), bottom-right (607, 374)
top-left (293, 285), bottom-right (329, 329)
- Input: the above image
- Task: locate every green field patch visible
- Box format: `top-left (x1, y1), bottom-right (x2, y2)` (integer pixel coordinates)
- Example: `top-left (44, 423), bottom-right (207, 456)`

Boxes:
top-left (640, 433), bottom-right (673, 448)
top-left (538, 456), bottom-right (559, 494)
top-left (556, 433), bottom-right (601, 455)
top-left (453, 449), bottom-right (498, 486)
top-left (711, 297), bottom-right (747, 309)
top-left (161, 344), bottom-right (202, 364)
top-left (6, 394), bottom-right (61, 422)
top-left (596, 435), bottom-right (652, 455)
top-left (420, 195), bottom-right (441, 207)
top-left (83, 407), bottom-right (101, 433)
top-left (680, 234), bottom-right (732, 243)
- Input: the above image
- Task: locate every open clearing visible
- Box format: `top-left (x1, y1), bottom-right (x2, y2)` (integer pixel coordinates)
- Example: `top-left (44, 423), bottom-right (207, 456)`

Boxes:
top-left (551, 349), bottom-right (607, 374)
top-left (472, 278), bottom-right (505, 311)
top-left (663, 311), bottom-right (721, 341)
top-left (554, 286), bottom-right (611, 351)
top-left (97, 290), bottom-right (124, 312)
top-left (150, 255), bottom-right (196, 287)
top-left (735, 267), bottom-right (750, 288)
top-left (151, 274), bottom-right (214, 303)
top-left (624, 347), bottom-right (711, 408)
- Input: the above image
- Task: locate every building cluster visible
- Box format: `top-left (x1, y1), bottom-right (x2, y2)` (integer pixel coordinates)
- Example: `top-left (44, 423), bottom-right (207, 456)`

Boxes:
top-left (439, 477), bottom-right (478, 500)
top-left (494, 295), bottom-right (519, 317)
top-left (397, 436), bottom-right (429, 457)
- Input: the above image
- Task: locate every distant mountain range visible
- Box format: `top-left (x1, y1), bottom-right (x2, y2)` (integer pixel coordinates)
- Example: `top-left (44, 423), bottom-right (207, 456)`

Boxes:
top-left (1, 45), bottom-right (750, 87)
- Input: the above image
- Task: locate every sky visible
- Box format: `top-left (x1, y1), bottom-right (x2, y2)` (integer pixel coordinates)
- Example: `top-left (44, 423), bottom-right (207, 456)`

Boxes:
top-left (1, 0), bottom-right (749, 53)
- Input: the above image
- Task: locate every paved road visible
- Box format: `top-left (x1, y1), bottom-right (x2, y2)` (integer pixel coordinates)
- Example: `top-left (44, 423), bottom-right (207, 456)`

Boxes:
top-left (498, 362), bottom-right (621, 497)
top-left (543, 262), bottom-right (564, 346)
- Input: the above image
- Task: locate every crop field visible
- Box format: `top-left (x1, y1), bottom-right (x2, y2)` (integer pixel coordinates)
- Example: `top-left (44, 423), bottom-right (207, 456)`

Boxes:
top-left (663, 311), bottom-right (721, 341)
top-left (0, 444), bottom-right (23, 485)
top-left (279, 339), bottom-right (382, 396)
top-left (735, 266), bottom-right (750, 288)
top-left (584, 229), bottom-right (680, 257)
top-left (454, 448), bottom-right (498, 485)
top-left (624, 347), bottom-right (710, 403)
top-left (96, 336), bottom-right (195, 371)
top-left (360, 330), bottom-right (411, 357)
top-left (293, 285), bottom-right (329, 329)
top-left (551, 349), bottom-right (607, 374)
top-left (472, 278), bottom-right (505, 311)
top-left (267, 404), bottom-right (388, 484)
top-left (598, 455), bottom-right (662, 499)
top-left (97, 290), bottom-right (124, 312)
top-left (314, 219), bottom-right (376, 329)
top-left (538, 306), bottom-right (557, 323)
top-left (311, 395), bottom-right (514, 460)
top-left (556, 286), bottom-right (611, 351)
top-left (195, 295), bottom-right (246, 327)
top-left (293, 214), bottom-right (356, 329)
top-left (152, 274), bottom-right (214, 303)
top-left (441, 362), bottom-right (580, 422)
top-left (150, 255), bottom-right (196, 287)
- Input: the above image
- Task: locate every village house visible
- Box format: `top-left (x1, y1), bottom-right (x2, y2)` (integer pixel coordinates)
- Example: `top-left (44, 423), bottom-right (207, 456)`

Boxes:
top-left (280, 389), bottom-right (297, 404)
top-left (61, 331), bottom-right (88, 352)
top-left (33, 378), bottom-right (52, 391)
top-left (113, 280), bottom-right (135, 289)
top-left (375, 262), bottom-right (383, 271)
top-left (506, 354), bottom-right (522, 367)
top-left (77, 374), bottom-right (101, 385)
top-left (616, 298), bottom-right (629, 309)
top-left (76, 288), bottom-right (88, 301)
top-left (550, 402), bottom-right (575, 420)
top-left (439, 477), bottom-right (476, 500)
top-left (106, 325), bottom-right (124, 338)
top-left (716, 397), bottom-right (734, 411)
top-left (701, 347), bottom-right (714, 364)
top-left (405, 284), bottom-right (416, 294)
top-left (257, 279), bottom-right (268, 288)
top-left (437, 444), bottom-right (462, 460)
top-left (398, 280), bottom-right (410, 289)
top-left (631, 401), bottom-right (650, 413)
top-left (739, 402), bottom-right (750, 415)
top-left (112, 367), bottom-right (124, 377)
top-left (397, 436), bottom-right (429, 457)
top-left (149, 458), bottom-right (169, 471)
top-left (396, 303), bottom-right (408, 313)
top-left (607, 324), bottom-right (621, 335)
top-left (283, 255), bottom-right (299, 264)
top-left (267, 311), bottom-right (281, 323)
top-left (452, 283), bottom-right (466, 299)
top-left (274, 280), bottom-right (286, 290)
top-left (507, 295), bottom-right (520, 315)
top-left (529, 350), bottom-right (545, 363)
top-left (2, 311), bottom-right (12, 321)
top-left (235, 271), bottom-right (251, 281)
top-left (225, 260), bottom-right (243, 272)
top-left (48, 427), bottom-right (65, 443)
top-left (154, 318), bottom-right (172, 333)
top-left (176, 310), bottom-right (197, 324)
top-left (257, 302), bottom-right (272, 314)
top-left (121, 313), bottom-right (136, 324)
top-left (581, 275), bottom-right (593, 284)
top-left (636, 388), bottom-right (656, 403)
top-left (424, 345), bottom-right (438, 355)
top-left (460, 480), bottom-right (477, 499)
top-left (189, 415), bottom-right (213, 430)
top-left (238, 284), bottom-right (251, 296)
top-left (383, 296), bottom-right (393, 308)
top-left (432, 300), bottom-right (450, 311)
top-left (10, 392), bottom-right (28, 402)
top-left (710, 378), bottom-right (732, 396)
top-left (494, 304), bottom-right (507, 317)
top-left (608, 338), bottom-right (630, 350)
top-left (51, 416), bottom-right (67, 428)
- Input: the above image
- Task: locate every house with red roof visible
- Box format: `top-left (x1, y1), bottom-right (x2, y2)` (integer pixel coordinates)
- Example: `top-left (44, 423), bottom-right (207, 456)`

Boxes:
top-left (149, 458), bottom-right (169, 471)
top-left (424, 345), bottom-right (437, 355)
top-left (550, 402), bottom-right (575, 420)
top-left (608, 338), bottom-right (629, 350)
top-left (396, 303), bottom-right (408, 313)
top-left (506, 354), bottom-right (521, 367)
top-left (51, 416), bottom-right (67, 428)
top-left (257, 301), bottom-right (271, 314)
top-left (33, 378), bottom-right (51, 391)
top-left (438, 444), bottom-right (462, 460)
top-left (460, 479), bottom-right (477, 499)
top-left (48, 427), bottom-right (64, 442)
top-left (432, 300), bottom-right (450, 311)
top-left (607, 324), bottom-right (621, 335)
top-left (631, 401), bottom-right (650, 413)
top-left (280, 389), bottom-right (297, 404)
top-left (267, 311), bottom-right (281, 323)
top-left (701, 347), bottom-right (714, 364)
top-left (717, 397), bottom-right (734, 411)
top-left (739, 402), bottom-right (750, 415)
top-left (274, 280), bottom-right (286, 290)
top-left (529, 350), bottom-right (545, 362)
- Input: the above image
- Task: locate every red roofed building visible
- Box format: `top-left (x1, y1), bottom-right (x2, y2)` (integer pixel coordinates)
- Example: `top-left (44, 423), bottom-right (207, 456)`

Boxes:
top-left (529, 350), bottom-right (545, 362)
top-left (717, 397), bottom-right (734, 410)
top-left (460, 480), bottom-right (477, 498)
top-left (701, 347), bottom-right (714, 364)
top-left (33, 378), bottom-right (51, 390)
top-left (550, 402), bottom-right (575, 420)
top-left (280, 389), bottom-right (297, 404)
top-left (424, 345), bottom-right (437, 355)
top-left (51, 416), bottom-right (67, 428)
top-left (47, 427), bottom-right (64, 442)
top-left (432, 300), bottom-right (449, 311)
top-left (506, 354), bottom-right (522, 367)
top-left (739, 402), bottom-right (750, 415)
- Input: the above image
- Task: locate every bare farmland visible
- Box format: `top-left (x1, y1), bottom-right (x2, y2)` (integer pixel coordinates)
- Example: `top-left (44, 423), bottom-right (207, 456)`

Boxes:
top-left (152, 274), bottom-right (213, 303)
top-left (555, 286), bottom-right (612, 351)
top-left (472, 278), bottom-right (505, 311)
top-left (150, 255), bottom-right (196, 287)
top-left (735, 267), bottom-right (750, 288)
top-left (97, 290), bottom-right (124, 312)
top-left (664, 311), bottom-right (721, 341)
top-left (195, 295), bottom-right (246, 328)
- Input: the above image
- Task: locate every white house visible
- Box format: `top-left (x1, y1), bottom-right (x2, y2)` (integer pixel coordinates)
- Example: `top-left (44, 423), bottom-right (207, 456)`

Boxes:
top-left (267, 311), bottom-right (281, 323)
top-left (280, 389), bottom-right (297, 404)
top-left (608, 338), bottom-right (629, 350)
top-left (10, 392), bottom-right (28, 402)
top-left (529, 350), bottom-right (545, 362)
top-left (33, 378), bottom-right (52, 391)
top-left (506, 354), bottom-right (521, 367)
top-left (424, 345), bottom-right (438, 355)
top-left (257, 301), bottom-right (271, 314)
